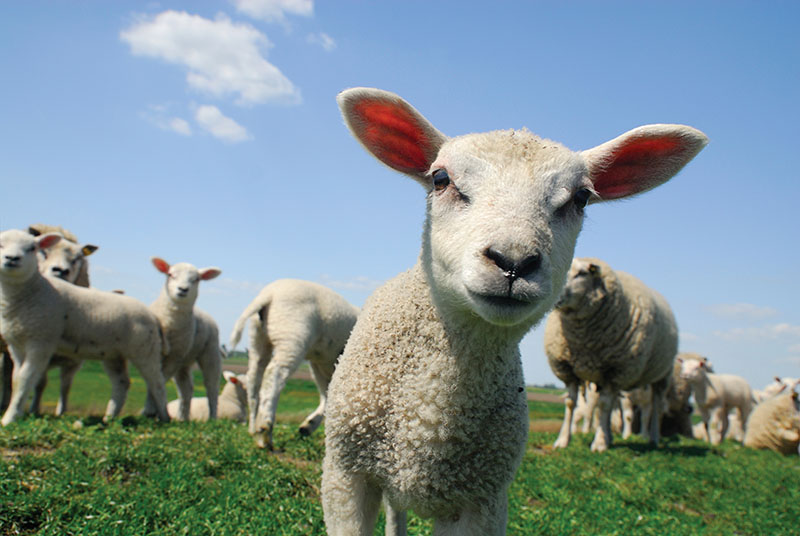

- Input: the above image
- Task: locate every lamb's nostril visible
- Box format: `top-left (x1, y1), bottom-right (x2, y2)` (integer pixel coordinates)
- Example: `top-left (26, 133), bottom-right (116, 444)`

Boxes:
top-left (484, 248), bottom-right (515, 275)
top-left (484, 248), bottom-right (541, 280)
top-left (516, 253), bottom-right (542, 279)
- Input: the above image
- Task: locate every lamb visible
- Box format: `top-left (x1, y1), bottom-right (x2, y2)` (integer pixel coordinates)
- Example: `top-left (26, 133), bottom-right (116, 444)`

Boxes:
top-left (228, 279), bottom-right (359, 449)
top-left (545, 257), bottom-right (678, 452)
top-left (753, 376), bottom-right (800, 403)
top-left (620, 385), bottom-right (654, 440)
top-left (0, 229), bottom-right (170, 425)
top-left (679, 354), bottom-right (753, 445)
top-left (321, 87), bottom-right (707, 534)
top-left (660, 356), bottom-right (695, 438)
top-left (0, 224), bottom-right (99, 416)
top-left (144, 258), bottom-right (223, 422)
top-left (167, 370), bottom-right (247, 422)
top-left (743, 388), bottom-right (800, 455)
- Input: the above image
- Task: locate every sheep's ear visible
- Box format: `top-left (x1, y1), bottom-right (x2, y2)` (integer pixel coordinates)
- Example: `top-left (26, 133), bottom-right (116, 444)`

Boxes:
top-left (676, 356), bottom-right (683, 363)
top-left (222, 370), bottom-right (237, 383)
top-left (588, 264), bottom-right (599, 276)
top-left (199, 267), bottom-right (222, 281)
top-left (36, 233), bottom-right (61, 250)
top-left (581, 124), bottom-right (708, 202)
top-left (152, 257), bottom-right (170, 274)
top-left (775, 376), bottom-right (782, 383)
top-left (82, 244), bottom-right (99, 257)
top-left (337, 87), bottom-right (447, 187)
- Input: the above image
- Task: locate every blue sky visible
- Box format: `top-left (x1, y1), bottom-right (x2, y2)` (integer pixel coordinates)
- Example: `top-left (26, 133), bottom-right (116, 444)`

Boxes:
top-left (1, 1), bottom-right (798, 390)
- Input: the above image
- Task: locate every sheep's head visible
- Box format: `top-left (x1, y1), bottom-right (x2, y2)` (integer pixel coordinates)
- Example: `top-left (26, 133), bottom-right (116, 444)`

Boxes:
top-left (0, 229), bottom-right (61, 283)
top-left (152, 257), bottom-right (221, 306)
top-left (222, 370), bottom-right (248, 408)
top-left (553, 257), bottom-right (615, 316)
top-left (34, 235), bottom-right (98, 284)
top-left (338, 88), bottom-right (707, 329)
top-left (678, 356), bottom-right (711, 381)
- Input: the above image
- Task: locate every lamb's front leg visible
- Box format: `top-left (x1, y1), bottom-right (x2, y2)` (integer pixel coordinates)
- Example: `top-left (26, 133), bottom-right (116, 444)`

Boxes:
top-left (321, 455), bottom-right (383, 536)
top-left (591, 386), bottom-right (617, 452)
top-left (1, 343), bottom-right (53, 426)
top-left (553, 381), bottom-right (578, 448)
top-left (433, 488), bottom-right (508, 536)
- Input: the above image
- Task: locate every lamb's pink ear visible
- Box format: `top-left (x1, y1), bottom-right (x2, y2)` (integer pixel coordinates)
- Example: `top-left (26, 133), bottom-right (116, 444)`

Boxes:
top-left (582, 124), bottom-right (708, 202)
top-left (337, 87), bottom-right (447, 187)
top-left (36, 233), bottom-right (62, 250)
top-left (223, 370), bottom-right (237, 383)
top-left (151, 257), bottom-right (170, 274)
top-left (199, 267), bottom-right (221, 281)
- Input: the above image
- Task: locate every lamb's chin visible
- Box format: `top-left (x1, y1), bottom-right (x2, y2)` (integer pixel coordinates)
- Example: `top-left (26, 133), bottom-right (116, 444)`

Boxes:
top-left (466, 290), bottom-right (543, 327)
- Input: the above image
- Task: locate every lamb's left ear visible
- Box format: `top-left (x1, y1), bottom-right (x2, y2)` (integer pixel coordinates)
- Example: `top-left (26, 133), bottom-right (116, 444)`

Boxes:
top-left (152, 257), bottom-right (170, 274)
top-left (36, 233), bottom-right (61, 250)
top-left (82, 244), bottom-right (99, 257)
top-left (199, 267), bottom-right (221, 281)
top-left (582, 124), bottom-right (708, 203)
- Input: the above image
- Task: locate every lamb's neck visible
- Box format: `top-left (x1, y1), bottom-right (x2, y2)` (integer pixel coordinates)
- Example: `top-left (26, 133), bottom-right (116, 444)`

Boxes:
top-left (0, 273), bottom-right (49, 312)
top-left (153, 291), bottom-right (194, 325)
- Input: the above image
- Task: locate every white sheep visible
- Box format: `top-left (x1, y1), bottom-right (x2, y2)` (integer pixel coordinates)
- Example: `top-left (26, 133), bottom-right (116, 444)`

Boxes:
top-left (743, 388), bottom-right (800, 455)
top-left (679, 354), bottom-right (753, 445)
top-left (0, 229), bottom-right (170, 425)
top-left (620, 385), bottom-right (654, 440)
top-left (753, 376), bottom-right (800, 403)
top-left (144, 257), bottom-right (223, 422)
top-left (228, 279), bottom-right (359, 450)
top-left (660, 357), bottom-right (695, 438)
top-left (545, 257), bottom-right (678, 452)
top-left (167, 370), bottom-right (247, 422)
top-left (0, 224), bottom-right (99, 416)
top-left (572, 381), bottom-right (600, 434)
top-left (321, 87), bottom-right (707, 534)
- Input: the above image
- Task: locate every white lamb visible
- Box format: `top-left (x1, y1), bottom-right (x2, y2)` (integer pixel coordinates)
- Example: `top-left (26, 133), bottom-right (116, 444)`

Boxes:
top-left (1, 224), bottom-right (99, 416)
top-left (0, 229), bottom-right (170, 425)
top-left (753, 376), bottom-right (800, 403)
top-left (167, 371), bottom-right (247, 422)
top-left (228, 279), bottom-right (359, 450)
top-left (321, 87), bottom-right (707, 534)
top-left (743, 388), bottom-right (800, 455)
top-left (144, 258), bottom-right (223, 422)
top-left (545, 258), bottom-right (678, 452)
top-left (679, 354), bottom-right (753, 445)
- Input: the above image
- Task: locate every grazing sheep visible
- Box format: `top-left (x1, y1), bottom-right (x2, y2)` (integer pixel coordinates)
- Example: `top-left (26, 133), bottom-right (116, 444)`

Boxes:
top-left (144, 258), bottom-right (222, 422)
top-left (546, 258), bottom-right (678, 452)
top-left (679, 354), bottom-right (753, 445)
top-left (322, 87), bottom-right (707, 534)
top-left (167, 370), bottom-right (247, 422)
top-left (228, 279), bottom-right (359, 450)
top-left (744, 389), bottom-right (800, 455)
top-left (660, 357), bottom-right (695, 438)
top-left (0, 229), bottom-right (170, 425)
top-left (0, 224), bottom-right (99, 416)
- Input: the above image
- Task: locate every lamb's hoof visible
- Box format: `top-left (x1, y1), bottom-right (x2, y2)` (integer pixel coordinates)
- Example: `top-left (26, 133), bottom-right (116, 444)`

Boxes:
top-left (254, 431), bottom-right (274, 451)
top-left (590, 441), bottom-right (608, 453)
top-left (553, 437), bottom-right (569, 449)
top-left (298, 425), bottom-right (311, 437)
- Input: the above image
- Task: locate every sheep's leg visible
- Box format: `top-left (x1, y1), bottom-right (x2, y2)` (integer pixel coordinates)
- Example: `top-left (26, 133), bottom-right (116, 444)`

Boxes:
top-left (197, 345), bottom-right (221, 420)
top-left (101, 358), bottom-right (131, 422)
top-left (620, 392), bottom-right (634, 439)
top-left (591, 387), bottom-right (617, 453)
top-left (246, 331), bottom-right (272, 436)
top-left (384, 498), bottom-right (407, 536)
top-left (55, 358), bottom-right (81, 416)
top-left (299, 359), bottom-right (334, 437)
top-left (639, 402), bottom-right (653, 442)
top-left (433, 488), bottom-right (508, 536)
top-left (254, 343), bottom-right (307, 449)
top-left (553, 382), bottom-right (578, 448)
top-left (174, 366), bottom-right (195, 422)
top-left (2, 343), bottom-right (52, 426)
top-left (708, 406), bottom-right (726, 445)
top-left (136, 359), bottom-right (170, 422)
top-left (29, 362), bottom-right (50, 416)
top-left (321, 457), bottom-right (383, 536)
top-left (1, 351), bottom-right (13, 413)
top-left (648, 377), bottom-right (669, 445)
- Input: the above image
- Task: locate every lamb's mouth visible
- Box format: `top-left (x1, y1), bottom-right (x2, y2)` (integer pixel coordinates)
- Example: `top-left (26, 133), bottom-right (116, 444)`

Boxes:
top-left (469, 291), bottom-right (533, 309)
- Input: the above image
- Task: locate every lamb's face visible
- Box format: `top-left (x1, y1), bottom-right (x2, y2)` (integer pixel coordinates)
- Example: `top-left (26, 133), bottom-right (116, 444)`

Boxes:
top-left (679, 358), bottom-right (708, 381)
top-left (222, 371), bottom-right (248, 408)
top-left (0, 229), bottom-right (58, 283)
top-left (423, 132), bottom-right (591, 327)
top-left (37, 240), bottom-right (96, 283)
top-left (165, 263), bottom-right (203, 305)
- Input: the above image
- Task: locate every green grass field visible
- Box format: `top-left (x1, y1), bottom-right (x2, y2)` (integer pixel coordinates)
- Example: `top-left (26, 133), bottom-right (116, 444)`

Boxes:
top-left (2, 363), bottom-right (799, 535)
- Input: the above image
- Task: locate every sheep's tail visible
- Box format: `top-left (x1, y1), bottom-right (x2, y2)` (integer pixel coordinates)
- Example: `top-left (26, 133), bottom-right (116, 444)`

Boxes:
top-left (228, 292), bottom-right (271, 351)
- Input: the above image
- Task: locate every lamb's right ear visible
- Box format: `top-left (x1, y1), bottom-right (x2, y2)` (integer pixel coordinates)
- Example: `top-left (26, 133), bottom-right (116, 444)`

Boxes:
top-left (36, 233), bottom-right (61, 250)
top-left (582, 124), bottom-right (708, 202)
top-left (337, 87), bottom-right (448, 187)
top-left (152, 257), bottom-right (170, 274)
top-left (223, 370), bottom-right (237, 383)
top-left (82, 245), bottom-right (99, 257)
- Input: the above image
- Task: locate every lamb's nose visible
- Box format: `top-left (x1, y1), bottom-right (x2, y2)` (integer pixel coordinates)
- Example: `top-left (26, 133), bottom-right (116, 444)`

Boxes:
top-left (484, 248), bottom-right (542, 280)
top-left (52, 267), bottom-right (70, 279)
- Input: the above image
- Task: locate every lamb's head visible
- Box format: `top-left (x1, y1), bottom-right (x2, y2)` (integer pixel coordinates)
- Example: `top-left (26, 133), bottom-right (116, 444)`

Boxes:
top-left (152, 257), bottom-right (221, 306)
top-left (32, 232), bottom-right (98, 284)
top-left (222, 370), bottom-right (248, 408)
top-left (553, 257), bottom-right (617, 317)
top-left (0, 229), bottom-right (61, 283)
top-left (338, 88), bottom-right (707, 328)
top-left (678, 355), bottom-right (711, 381)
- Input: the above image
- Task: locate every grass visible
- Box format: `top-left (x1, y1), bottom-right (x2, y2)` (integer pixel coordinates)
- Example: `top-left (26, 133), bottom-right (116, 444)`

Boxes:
top-left (2, 364), bottom-right (799, 535)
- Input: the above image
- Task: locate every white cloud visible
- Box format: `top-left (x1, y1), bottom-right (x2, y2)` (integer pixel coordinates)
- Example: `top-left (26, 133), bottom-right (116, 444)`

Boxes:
top-left (319, 274), bottom-right (383, 292)
top-left (704, 303), bottom-right (778, 319)
top-left (307, 32), bottom-right (336, 51)
top-left (120, 10), bottom-right (300, 106)
top-left (194, 105), bottom-right (251, 143)
top-left (232, 0), bottom-right (313, 23)
top-left (140, 105), bottom-right (193, 136)
top-left (713, 323), bottom-right (800, 342)
top-left (167, 117), bottom-right (192, 136)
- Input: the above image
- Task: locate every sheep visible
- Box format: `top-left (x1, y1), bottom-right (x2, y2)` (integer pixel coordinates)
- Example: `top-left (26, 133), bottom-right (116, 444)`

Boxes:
top-left (167, 370), bottom-right (247, 422)
top-left (753, 376), bottom-right (800, 403)
top-left (228, 279), bottom-right (359, 450)
top-left (743, 388), bottom-right (800, 455)
top-left (143, 258), bottom-right (223, 422)
top-left (572, 381), bottom-right (600, 434)
top-left (660, 356), bottom-right (695, 438)
top-left (0, 224), bottom-right (99, 416)
top-left (678, 354), bottom-right (753, 445)
top-left (545, 257), bottom-right (678, 452)
top-left (620, 385), bottom-right (654, 440)
top-left (321, 87), bottom-right (707, 535)
top-left (0, 229), bottom-right (170, 425)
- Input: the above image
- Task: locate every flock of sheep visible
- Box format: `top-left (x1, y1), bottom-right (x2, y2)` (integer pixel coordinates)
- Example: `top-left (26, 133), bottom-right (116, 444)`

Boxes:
top-left (2, 87), bottom-right (798, 535)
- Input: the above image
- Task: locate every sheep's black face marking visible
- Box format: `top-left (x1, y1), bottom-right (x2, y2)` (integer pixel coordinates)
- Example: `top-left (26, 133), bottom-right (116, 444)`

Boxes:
top-left (432, 169), bottom-right (450, 191)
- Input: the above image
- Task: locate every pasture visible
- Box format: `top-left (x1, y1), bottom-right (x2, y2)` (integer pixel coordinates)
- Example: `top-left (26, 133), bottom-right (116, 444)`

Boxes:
top-left (1, 363), bottom-right (798, 535)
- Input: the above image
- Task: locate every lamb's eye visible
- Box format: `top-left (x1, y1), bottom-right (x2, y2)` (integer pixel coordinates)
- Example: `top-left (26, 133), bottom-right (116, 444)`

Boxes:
top-left (432, 169), bottom-right (450, 192)
top-left (574, 188), bottom-right (592, 209)
top-left (25, 246), bottom-right (35, 254)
